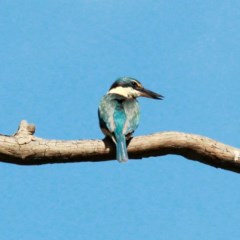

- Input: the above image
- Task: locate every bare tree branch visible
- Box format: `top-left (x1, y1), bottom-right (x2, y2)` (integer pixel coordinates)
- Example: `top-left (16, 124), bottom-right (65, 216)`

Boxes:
top-left (0, 120), bottom-right (239, 173)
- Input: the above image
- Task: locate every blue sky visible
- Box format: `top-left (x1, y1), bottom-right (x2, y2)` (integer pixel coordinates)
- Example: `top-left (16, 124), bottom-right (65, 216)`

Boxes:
top-left (0, 1), bottom-right (240, 239)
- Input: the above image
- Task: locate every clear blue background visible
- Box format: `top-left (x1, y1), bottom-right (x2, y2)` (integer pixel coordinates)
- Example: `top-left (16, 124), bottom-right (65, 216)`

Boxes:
top-left (0, 1), bottom-right (240, 239)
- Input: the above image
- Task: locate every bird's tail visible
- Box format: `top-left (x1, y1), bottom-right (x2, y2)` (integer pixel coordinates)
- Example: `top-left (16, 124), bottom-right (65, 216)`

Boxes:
top-left (115, 134), bottom-right (128, 163)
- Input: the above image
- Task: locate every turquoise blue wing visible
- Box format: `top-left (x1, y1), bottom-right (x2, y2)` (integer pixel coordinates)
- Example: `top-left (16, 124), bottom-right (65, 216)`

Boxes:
top-left (98, 94), bottom-right (116, 134)
top-left (122, 100), bottom-right (140, 136)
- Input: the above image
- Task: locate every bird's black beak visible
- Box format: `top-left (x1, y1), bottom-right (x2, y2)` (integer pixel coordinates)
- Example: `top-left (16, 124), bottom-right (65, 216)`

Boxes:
top-left (138, 88), bottom-right (164, 100)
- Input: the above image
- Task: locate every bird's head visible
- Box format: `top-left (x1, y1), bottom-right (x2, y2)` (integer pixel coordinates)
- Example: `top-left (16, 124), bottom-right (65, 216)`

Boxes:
top-left (108, 77), bottom-right (164, 100)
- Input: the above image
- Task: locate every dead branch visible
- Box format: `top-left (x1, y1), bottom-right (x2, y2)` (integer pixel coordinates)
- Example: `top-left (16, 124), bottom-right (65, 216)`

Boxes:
top-left (0, 120), bottom-right (239, 173)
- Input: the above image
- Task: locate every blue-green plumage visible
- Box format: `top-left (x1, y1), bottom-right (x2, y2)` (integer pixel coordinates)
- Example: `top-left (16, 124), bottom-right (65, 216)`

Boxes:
top-left (98, 94), bottom-right (139, 162)
top-left (98, 77), bottom-right (163, 163)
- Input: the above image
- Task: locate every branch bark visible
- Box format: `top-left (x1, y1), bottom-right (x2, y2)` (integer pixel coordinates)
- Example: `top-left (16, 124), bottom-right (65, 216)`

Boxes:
top-left (0, 120), bottom-right (240, 173)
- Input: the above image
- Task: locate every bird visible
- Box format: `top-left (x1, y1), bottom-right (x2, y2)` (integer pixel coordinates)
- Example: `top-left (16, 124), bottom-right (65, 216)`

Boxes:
top-left (98, 77), bottom-right (163, 163)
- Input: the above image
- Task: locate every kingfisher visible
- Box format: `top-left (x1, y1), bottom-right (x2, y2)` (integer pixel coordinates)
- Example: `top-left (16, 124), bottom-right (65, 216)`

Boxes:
top-left (98, 77), bottom-right (163, 163)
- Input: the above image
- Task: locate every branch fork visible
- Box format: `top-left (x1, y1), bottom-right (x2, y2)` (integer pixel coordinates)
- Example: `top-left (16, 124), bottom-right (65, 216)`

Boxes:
top-left (14, 120), bottom-right (36, 144)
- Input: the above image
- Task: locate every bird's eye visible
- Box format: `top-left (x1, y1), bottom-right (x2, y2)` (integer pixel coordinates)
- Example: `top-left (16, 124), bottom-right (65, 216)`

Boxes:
top-left (132, 82), bottom-right (138, 88)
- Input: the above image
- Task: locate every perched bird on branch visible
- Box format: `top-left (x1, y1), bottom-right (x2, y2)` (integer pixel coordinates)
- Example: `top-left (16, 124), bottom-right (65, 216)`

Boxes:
top-left (98, 77), bottom-right (163, 162)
